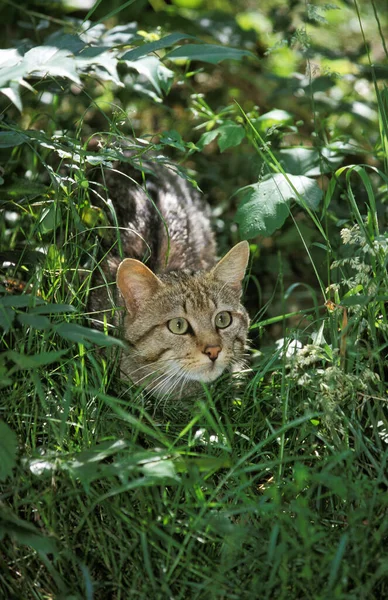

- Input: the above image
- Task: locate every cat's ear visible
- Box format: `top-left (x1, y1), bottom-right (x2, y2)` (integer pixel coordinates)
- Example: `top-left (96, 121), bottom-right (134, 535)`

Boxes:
top-left (117, 259), bottom-right (163, 314)
top-left (212, 241), bottom-right (249, 289)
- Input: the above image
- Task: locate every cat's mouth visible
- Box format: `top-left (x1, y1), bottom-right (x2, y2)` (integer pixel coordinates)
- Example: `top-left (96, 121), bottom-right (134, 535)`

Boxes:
top-left (187, 361), bottom-right (226, 383)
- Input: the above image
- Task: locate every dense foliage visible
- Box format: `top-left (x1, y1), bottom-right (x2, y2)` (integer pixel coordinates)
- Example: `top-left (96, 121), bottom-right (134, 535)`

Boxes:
top-left (1, 0), bottom-right (388, 598)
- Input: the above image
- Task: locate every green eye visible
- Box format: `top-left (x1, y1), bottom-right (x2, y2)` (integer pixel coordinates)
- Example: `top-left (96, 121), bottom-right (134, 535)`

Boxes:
top-left (215, 311), bottom-right (232, 329)
top-left (167, 317), bottom-right (189, 335)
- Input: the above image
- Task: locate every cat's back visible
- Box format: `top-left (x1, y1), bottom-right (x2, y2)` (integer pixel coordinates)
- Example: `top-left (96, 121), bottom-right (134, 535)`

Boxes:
top-left (92, 154), bottom-right (216, 274)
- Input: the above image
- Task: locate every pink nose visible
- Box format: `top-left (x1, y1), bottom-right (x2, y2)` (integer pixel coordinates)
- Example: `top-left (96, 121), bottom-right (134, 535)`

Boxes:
top-left (204, 345), bottom-right (222, 362)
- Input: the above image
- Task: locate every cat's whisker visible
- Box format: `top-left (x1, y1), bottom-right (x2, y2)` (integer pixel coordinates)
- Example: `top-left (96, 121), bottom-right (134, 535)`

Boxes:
top-left (144, 364), bottom-right (182, 397)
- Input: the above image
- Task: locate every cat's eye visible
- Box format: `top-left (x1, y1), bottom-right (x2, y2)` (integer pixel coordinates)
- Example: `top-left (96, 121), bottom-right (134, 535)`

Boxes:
top-left (215, 311), bottom-right (232, 329)
top-left (167, 317), bottom-right (189, 335)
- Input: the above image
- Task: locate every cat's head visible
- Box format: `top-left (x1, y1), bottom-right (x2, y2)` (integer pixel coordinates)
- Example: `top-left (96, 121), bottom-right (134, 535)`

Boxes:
top-left (116, 242), bottom-right (250, 397)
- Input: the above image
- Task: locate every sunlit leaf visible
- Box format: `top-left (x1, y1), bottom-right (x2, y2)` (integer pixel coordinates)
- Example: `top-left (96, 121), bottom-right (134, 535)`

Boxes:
top-left (126, 56), bottom-right (174, 97)
top-left (23, 46), bottom-right (81, 84)
top-left (235, 173), bottom-right (323, 238)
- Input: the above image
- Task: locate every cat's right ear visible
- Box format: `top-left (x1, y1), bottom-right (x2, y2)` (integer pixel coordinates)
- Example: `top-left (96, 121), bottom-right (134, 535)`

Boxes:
top-left (117, 259), bottom-right (163, 315)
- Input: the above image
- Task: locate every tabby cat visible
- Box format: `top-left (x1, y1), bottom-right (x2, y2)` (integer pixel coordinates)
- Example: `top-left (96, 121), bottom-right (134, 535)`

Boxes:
top-left (90, 150), bottom-right (250, 398)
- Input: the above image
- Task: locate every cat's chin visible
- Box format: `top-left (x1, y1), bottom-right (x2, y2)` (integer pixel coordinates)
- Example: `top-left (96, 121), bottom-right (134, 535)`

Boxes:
top-left (187, 363), bottom-right (225, 383)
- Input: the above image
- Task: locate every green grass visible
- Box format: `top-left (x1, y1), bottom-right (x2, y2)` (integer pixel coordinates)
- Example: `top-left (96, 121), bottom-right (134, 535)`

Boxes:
top-left (1, 1), bottom-right (388, 598)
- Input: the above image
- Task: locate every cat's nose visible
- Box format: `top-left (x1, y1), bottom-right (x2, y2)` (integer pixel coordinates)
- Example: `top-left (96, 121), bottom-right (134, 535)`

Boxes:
top-left (204, 345), bottom-right (222, 362)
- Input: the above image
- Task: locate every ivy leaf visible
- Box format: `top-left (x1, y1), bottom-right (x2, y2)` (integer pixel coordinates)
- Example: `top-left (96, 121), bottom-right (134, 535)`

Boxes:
top-left (0, 421), bottom-right (18, 481)
top-left (166, 43), bottom-right (256, 64)
top-left (235, 173), bottom-right (323, 238)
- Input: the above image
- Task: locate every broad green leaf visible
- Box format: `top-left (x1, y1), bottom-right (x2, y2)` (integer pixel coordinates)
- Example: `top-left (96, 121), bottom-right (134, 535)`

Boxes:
top-left (0, 306), bottom-right (14, 332)
top-left (0, 84), bottom-right (23, 112)
top-left (159, 130), bottom-right (186, 151)
top-left (0, 421), bottom-right (17, 481)
top-left (30, 303), bottom-right (76, 315)
top-left (126, 56), bottom-right (174, 97)
top-left (340, 295), bottom-right (373, 307)
top-left (17, 313), bottom-right (51, 329)
top-left (197, 129), bottom-right (219, 149)
top-left (198, 121), bottom-right (245, 151)
top-left (44, 32), bottom-right (86, 54)
top-left (0, 63), bottom-right (27, 88)
top-left (75, 47), bottom-right (122, 86)
top-left (7, 349), bottom-right (69, 369)
top-left (235, 173), bottom-right (323, 238)
top-left (23, 46), bottom-right (81, 84)
top-left (0, 507), bottom-right (57, 554)
top-left (0, 131), bottom-right (26, 148)
top-left (121, 32), bottom-right (198, 62)
top-left (55, 323), bottom-right (126, 348)
top-left (0, 48), bottom-right (22, 68)
top-left (166, 43), bottom-right (255, 64)
top-left (276, 147), bottom-right (344, 176)
top-left (0, 295), bottom-right (45, 308)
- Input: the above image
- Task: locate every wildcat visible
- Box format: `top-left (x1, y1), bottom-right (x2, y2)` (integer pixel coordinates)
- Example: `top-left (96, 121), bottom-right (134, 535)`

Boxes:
top-left (89, 147), bottom-right (250, 398)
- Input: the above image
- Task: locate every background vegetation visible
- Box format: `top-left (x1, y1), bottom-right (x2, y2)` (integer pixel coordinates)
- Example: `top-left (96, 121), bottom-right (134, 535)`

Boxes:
top-left (1, 0), bottom-right (388, 598)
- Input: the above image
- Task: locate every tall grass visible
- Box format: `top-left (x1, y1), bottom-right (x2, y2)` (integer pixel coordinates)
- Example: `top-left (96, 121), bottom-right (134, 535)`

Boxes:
top-left (1, 3), bottom-right (388, 599)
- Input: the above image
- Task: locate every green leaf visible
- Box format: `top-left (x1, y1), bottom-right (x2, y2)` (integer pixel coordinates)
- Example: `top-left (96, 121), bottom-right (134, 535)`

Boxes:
top-left (198, 121), bottom-right (245, 151)
top-left (197, 129), bottom-right (219, 149)
top-left (276, 147), bottom-right (344, 176)
top-left (0, 131), bottom-right (27, 148)
top-left (0, 306), bottom-right (14, 332)
top-left (121, 32), bottom-right (198, 62)
top-left (17, 313), bottom-right (51, 330)
top-left (23, 46), bottom-right (81, 84)
top-left (340, 295), bottom-right (373, 307)
top-left (254, 109), bottom-right (293, 128)
top-left (0, 295), bottom-right (45, 308)
top-left (30, 303), bottom-right (76, 315)
top-left (55, 323), bottom-right (126, 348)
top-left (75, 46), bottom-right (122, 86)
top-left (235, 173), bottom-right (323, 238)
top-left (159, 130), bottom-right (187, 151)
top-left (166, 43), bottom-right (256, 64)
top-left (218, 122), bottom-right (245, 152)
top-left (126, 56), bottom-right (174, 97)
top-left (7, 349), bottom-right (69, 369)
top-left (0, 507), bottom-right (57, 554)
top-left (0, 83), bottom-right (23, 112)
top-left (0, 421), bottom-right (18, 481)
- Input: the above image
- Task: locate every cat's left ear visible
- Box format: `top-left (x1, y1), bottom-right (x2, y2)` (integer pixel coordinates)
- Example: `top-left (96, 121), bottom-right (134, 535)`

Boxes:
top-left (117, 258), bottom-right (163, 316)
top-left (212, 241), bottom-right (250, 289)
